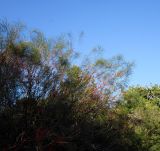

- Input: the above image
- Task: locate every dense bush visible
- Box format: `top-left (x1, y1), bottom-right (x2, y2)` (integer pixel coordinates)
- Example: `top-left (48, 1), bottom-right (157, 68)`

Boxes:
top-left (0, 20), bottom-right (159, 151)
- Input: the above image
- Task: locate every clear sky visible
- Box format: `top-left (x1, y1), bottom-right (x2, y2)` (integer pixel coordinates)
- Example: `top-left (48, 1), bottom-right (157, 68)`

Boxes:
top-left (0, 0), bottom-right (160, 86)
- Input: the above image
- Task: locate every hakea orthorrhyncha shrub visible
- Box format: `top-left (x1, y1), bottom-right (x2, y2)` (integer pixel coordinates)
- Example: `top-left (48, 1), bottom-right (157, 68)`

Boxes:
top-left (0, 20), bottom-right (143, 151)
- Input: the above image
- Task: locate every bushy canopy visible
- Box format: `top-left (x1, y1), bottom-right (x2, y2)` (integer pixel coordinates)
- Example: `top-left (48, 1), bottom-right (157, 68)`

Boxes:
top-left (0, 20), bottom-right (159, 151)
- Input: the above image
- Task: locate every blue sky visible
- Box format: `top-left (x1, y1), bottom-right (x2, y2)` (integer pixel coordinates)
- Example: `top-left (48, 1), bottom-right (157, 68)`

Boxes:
top-left (0, 0), bottom-right (160, 86)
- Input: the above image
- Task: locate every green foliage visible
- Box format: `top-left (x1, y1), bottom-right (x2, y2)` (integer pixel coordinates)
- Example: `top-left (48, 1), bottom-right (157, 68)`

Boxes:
top-left (1, 20), bottom-right (159, 151)
top-left (119, 86), bottom-right (160, 151)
